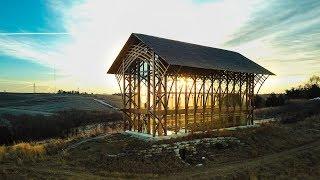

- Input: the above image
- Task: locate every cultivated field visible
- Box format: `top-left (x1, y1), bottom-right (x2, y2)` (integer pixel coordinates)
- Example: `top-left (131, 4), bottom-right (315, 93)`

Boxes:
top-left (0, 93), bottom-right (121, 115)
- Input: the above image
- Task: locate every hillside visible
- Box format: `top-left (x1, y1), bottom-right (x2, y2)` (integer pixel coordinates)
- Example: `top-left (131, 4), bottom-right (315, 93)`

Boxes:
top-left (0, 100), bottom-right (320, 179)
top-left (0, 93), bottom-right (121, 116)
top-left (0, 93), bottom-right (123, 144)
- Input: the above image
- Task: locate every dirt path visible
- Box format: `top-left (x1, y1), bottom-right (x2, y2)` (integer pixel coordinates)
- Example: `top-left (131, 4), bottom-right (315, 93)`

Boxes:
top-left (93, 98), bottom-right (120, 111)
top-left (171, 139), bottom-right (320, 178)
top-left (63, 134), bottom-right (110, 152)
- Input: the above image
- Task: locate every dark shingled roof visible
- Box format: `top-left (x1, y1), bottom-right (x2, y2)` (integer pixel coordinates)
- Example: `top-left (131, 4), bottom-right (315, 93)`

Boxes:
top-left (108, 33), bottom-right (274, 75)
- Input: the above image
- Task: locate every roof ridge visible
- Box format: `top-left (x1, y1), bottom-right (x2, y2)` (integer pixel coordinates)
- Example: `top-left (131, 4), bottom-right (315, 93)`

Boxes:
top-left (133, 33), bottom-right (238, 54)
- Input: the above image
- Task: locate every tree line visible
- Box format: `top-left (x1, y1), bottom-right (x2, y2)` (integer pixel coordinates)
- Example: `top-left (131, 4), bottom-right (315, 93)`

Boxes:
top-left (254, 75), bottom-right (320, 108)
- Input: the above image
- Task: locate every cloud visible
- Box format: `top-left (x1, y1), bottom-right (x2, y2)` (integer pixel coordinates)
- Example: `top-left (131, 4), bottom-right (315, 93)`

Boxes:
top-left (2, 0), bottom-right (318, 94)
top-left (1, 0), bottom-right (259, 93)
top-left (224, 0), bottom-right (320, 93)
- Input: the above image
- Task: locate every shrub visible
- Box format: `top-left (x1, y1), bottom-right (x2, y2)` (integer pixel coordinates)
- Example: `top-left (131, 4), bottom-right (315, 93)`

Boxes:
top-left (10, 143), bottom-right (46, 159)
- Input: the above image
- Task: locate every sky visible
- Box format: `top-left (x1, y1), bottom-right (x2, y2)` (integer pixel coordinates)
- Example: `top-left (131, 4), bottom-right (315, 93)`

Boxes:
top-left (0, 0), bottom-right (319, 94)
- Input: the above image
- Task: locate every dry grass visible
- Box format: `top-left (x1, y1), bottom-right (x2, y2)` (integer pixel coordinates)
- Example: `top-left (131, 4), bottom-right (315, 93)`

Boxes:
top-left (0, 126), bottom-right (117, 162)
top-left (0, 143), bottom-right (45, 164)
top-left (0, 138), bottom-right (70, 163)
top-left (0, 146), bottom-right (5, 161)
top-left (10, 143), bottom-right (46, 158)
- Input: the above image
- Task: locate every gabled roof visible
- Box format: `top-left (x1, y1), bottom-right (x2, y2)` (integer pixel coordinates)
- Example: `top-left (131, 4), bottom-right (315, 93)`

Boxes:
top-left (108, 33), bottom-right (274, 75)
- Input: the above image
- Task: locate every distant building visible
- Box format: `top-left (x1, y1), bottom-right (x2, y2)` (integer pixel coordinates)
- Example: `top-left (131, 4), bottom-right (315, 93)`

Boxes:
top-left (108, 33), bottom-right (274, 136)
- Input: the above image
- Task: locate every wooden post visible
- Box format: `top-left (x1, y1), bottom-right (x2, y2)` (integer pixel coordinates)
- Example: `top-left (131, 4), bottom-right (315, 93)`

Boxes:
top-left (128, 70), bottom-right (132, 130)
top-left (226, 73), bottom-right (229, 128)
top-left (193, 76), bottom-right (197, 133)
top-left (175, 75), bottom-right (178, 134)
top-left (250, 74), bottom-right (254, 125)
top-left (133, 65), bottom-right (137, 131)
top-left (137, 61), bottom-right (141, 132)
top-left (202, 77), bottom-right (206, 132)
top-left (152, 53), bottom-right (156, 136)
top-left (239, 75), bottom-right (243, 125)
top-left (245, 74), bottom-right (249, 125)
top-left (210, 75), bottom-right (214, 129)
top-left (185, 77), bottom-right (188, 133)
top-left (158, 79), bottom-right (163, 136)
top-left (232, 75), bottom-right (236, 126)
top-left (164, 75), bottom-right (168, 135)
top-left (146, 62), bottom-right (151, 134)
top-left (218, 76), bottom-right (222, 128)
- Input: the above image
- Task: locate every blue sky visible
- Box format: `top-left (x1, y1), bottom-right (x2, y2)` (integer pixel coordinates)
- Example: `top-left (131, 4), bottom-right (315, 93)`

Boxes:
top-left (0, 0), bottom-right (319, 93)
top-left (0, 0), bottom-right (64, 32)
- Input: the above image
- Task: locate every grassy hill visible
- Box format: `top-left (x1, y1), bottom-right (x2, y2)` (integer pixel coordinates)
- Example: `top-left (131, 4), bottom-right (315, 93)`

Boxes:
top-left (0, 93), bottom-right (319, 179)
top-left (0, 93), bottom-right (123, 144)
top-left (0, 100), bottom-right (320, 179)
top-left (0, 93), bottom-right (121, 116)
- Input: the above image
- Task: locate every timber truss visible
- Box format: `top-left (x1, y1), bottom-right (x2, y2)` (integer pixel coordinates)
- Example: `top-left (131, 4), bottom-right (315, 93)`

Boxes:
top-left (114, 43), bottom-right (269, 136)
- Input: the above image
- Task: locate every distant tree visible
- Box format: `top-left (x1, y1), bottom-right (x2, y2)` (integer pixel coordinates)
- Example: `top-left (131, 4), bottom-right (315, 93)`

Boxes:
top-left (57, 89), bottom-right (82, 95)
top-left (307, 84), bottom-right (320, 99)
top-left (278, 94), bottom-right (285, 105)
top-left (307, 75), bottom-right (320, 87)
top-left (266, 93), bottom-right (277, 107)
top-left (285, 75), bottom-right (320, 99)
top-left (265, 93), bottom-right (285, 107)
top-left (253, 95), bottom-right (265, 108)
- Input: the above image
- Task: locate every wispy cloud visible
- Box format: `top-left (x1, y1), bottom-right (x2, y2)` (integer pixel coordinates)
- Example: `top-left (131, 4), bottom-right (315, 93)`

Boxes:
top-left (1, 0), bottom-right (257, 93)
top-left (224, 0), bottom-right (320, 92)
top-left (1, 0), bottom-right (319, 93)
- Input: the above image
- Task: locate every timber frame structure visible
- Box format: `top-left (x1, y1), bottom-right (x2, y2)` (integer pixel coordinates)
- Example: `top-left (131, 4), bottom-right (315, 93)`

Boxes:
top-left (108, 33), bottom-right (274, 136)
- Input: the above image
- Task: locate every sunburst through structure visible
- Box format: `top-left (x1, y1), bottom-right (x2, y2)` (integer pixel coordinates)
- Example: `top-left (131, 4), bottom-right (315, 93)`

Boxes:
top-left (108, 33), bottom-right (274, 136)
